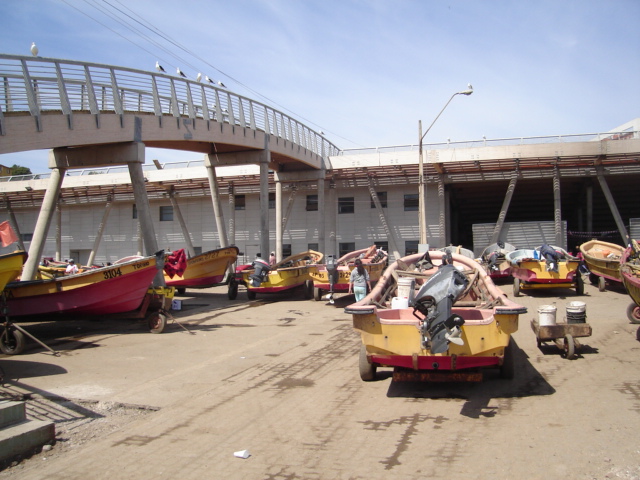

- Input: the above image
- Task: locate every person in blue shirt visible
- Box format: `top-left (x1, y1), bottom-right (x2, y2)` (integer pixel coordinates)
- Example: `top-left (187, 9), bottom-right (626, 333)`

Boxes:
top-left (348, 258), bottom-right (371, 302)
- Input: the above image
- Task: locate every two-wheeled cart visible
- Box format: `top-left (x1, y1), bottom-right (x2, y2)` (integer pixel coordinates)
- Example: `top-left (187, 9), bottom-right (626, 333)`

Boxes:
top-left (530, 318), bottom-right (592, 360)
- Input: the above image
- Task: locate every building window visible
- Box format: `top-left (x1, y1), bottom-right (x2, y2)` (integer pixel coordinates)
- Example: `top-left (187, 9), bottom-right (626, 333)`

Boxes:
top-left (235, 195), bottom-right (246, 210)
top-left (370, 191), bottom-right (387, 208)
top-left (159, 206), bottom-right (174, 222)
top-left (339, 242), bottom-right (355, 257)
top-left (405, 240), bottom-right (419, 256)
top-left (338, 197), bottom-right (355, 214)
top-left (21, 233), bottom-right (33, 242)
top-left (269, 192), bottom-right (275, 209)
top-left (282, 244), bottom-right (292, 257)
top-left (132, 204), bottom-right (137, 219)
top-left (306, 195), bottom-right (318, 211)
top-left (404, 194), bottom-right (419, 211)
top-left (375, 241), bottom-right (389, 253)
top-left (308, 243), bottom-right (319, 252)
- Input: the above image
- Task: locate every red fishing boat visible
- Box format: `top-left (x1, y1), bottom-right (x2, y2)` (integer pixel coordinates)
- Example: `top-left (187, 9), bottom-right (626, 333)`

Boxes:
top-left (163, 247), bottom-right (239, 294)
top-left (620, 241), bottom-right (640, 323)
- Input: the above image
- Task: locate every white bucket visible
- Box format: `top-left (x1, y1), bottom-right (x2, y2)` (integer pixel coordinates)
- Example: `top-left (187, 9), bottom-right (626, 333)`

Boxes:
top-left (397, 277), bottom-right (415, 303)
top-left (566, 301), bottom-right (586, 324)
top-left (391, 297), bottom-right (409, 309)
top-left (538, 305), bottom-right (557, 326)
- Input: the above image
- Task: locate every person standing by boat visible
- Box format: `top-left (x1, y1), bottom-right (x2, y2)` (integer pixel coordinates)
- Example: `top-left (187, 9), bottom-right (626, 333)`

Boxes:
top-left (349, 258), bottom-right (371, 302)
top-left (269, 252), bottom-right (277, 266)
top-left (65, 259), bottom-right (79, 275)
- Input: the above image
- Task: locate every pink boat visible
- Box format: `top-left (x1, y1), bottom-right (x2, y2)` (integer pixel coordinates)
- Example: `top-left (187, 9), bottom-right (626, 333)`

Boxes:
top-left (4, 252), bottom-right (162, 318)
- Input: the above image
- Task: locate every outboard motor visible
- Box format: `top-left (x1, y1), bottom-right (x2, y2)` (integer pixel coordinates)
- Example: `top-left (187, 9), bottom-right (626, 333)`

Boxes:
top-left (412, 263), bottom-right (469, 354)
top-left (325, 255), bottom-right (338, 304)
top-left (249, 257), bottom-right (270, 287)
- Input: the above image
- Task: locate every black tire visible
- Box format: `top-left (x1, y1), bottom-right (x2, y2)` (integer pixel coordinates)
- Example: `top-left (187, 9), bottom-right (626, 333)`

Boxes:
top-left (359, 344), bottom-right (377, 381)
top-left (176, 287), bottom-right (186, 295)
top-left (247, 289), bottom-right (256, 300)
top-left (227, 281), bottom-right (238, 300)
top-left (575, 273), bottom-right (584, 296)
top-left (589, 273), bottom-right (599, 285)
top-left (598, 275), bottom-right (606, 292)
top-left (500, 337), bottom-right (516, 379)
top-left (0, 326), bottom-right (26, 355)
top-left (303, 280), bottom-right (314, 300)
top-left (147, 312), bottom-right (167, 334)
top-left (513, 278), bottom-right (521, 297)
top-left (563, 334), bottom-right (575, 359)
top-left (313, 286), bottom-right (322, 301)
top-left (626, 303), bottom-right (640, 324)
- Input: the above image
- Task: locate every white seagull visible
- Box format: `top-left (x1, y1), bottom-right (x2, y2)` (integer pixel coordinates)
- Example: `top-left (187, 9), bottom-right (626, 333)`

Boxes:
top-left (176, 67), bottom-right (187, 78)
top-left (30, 42), bottom-right (38, 56)
top-left (205, 75), bottom-right (215, 84)
top-left (155, 61), bottom-right (166, 73)
top-left (196, 73), bottom-right (202, 82)
top-left (217, 80), bottom-right (226, 88)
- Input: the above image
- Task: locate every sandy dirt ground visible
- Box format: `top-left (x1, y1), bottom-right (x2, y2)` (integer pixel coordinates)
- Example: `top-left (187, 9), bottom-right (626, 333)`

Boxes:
top-left (1, 278), bottom-right (639, 480)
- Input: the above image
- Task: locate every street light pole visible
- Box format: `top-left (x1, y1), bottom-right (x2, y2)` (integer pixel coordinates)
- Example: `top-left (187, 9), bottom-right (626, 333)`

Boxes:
top-left (418, 85), bottom-right (473, 247)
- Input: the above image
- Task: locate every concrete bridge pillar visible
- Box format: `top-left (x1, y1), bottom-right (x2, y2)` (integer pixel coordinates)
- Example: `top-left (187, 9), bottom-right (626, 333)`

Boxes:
top-left (204, 154), bottom-right (229, 248)
top-left (22, 166), bottom-right (65, 280)
top-left (259, 146), bottom-right (270, 258)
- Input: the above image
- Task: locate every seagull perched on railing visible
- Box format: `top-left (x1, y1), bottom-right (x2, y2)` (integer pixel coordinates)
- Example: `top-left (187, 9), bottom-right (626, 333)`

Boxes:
top-left (176, 67), bottom-right (187, 78)
top-left (217, 80), bottom-right (226, 88)
top-left (156, 61), bottom-right (166, 73)
top-left (30, 42), bottom-right (38, 56)
top-left (196, 73), bottom-right (202, 82)
top-left (205, 75), bottom-right (215, 84)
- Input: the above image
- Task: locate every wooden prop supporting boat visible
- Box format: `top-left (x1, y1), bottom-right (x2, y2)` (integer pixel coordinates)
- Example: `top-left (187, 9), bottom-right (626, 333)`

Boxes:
top-left (579, 239), bottom-right (624, 291)
top-left (241, 250), bottom-right (323, 300)
top-left (164, 246), bottom-right (239, 294)
top-left (0, 251), bottom-right (27, 291)
top-left (620, 241), bottom-right (640, 324)
top-left (346, 251), bottom-right (527, 382)
top-left (506, 246), bottom-right (583, 297)
top-left (308, 245), bottom-right (387, 302)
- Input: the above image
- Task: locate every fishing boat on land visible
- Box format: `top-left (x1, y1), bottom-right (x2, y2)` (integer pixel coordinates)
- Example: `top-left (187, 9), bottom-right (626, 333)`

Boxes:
top-left (506, 245), bottom-right (583, 296)
top-left (163, 247), bottom-right (239, 294)
top-left (477, 242), bottom-right (516, 279)
top-left (579, 239), bottom-right (624, 291)
top-left (346, 250), bottom-right (527, 382)
top-left (0, 251), bottom-right (27, 291)
top-left (3, 252), bottom-right (163, 318)
top-left (620, 241), bottom-right (640, 323)
top-left (239, 250), bottom-right (323, 300)
top-left (308, 245), bottom-right (387, 303)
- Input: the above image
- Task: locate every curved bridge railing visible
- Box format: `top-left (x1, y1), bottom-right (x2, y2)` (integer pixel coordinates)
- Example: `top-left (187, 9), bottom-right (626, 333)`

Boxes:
top-left (0, 54), bottom-right (340, 157)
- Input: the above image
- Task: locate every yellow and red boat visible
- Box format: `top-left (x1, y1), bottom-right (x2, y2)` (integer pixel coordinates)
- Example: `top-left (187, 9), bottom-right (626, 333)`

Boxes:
top-left (0, 250), bottom-right (27, 291)
top-left (308, 245), bottom-right (387, 302)
top-left (163, 247), bottom-right (239, 294)
top-left (240, 250), bottom-right (323, 300)
top-left (506, 245), bottom-right (583, 296)
top-left (579, 239), bottom-right (624, 291)
top-left (620, 241), bottom-right (640, 324)
top-left (346, 250), bottom-right (527, 382)
top-left (3, 252), bottom-right (163, 318)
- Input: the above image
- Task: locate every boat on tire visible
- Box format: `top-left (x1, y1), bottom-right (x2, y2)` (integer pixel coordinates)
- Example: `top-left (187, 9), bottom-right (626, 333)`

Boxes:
top-left (579, 239), bottom-right (624, 291)
top-left (346, 250), bottom-right (527, 382)
top-left (506, 245), bottom-right (583, 296)
top-left (240, 250), bottom-right (323, 300)
top-left (308, 245), bottom-right (387, 303)
top-left (620, 241), bottom-right (640, 324)
top-left (477, 242), bottom-right (516, 280)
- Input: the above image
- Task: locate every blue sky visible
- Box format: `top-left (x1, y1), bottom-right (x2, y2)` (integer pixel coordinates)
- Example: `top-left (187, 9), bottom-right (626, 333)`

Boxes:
top-left (1, 0), bottom-right (638, 173)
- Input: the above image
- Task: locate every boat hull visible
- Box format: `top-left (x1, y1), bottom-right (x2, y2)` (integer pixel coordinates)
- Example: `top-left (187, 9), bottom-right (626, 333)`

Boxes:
top-left (164, 247), bottom-right (238, 288)
top-left (580, 239), bottom-right (624, 283)
top-left (0, 251), bottom-right (27, 291)
top-left (347, 251), bottom-right (526, 380)
top-left (4, 254), bottom-right (160, 317)
top-left (621, 246), bottom-right (640, 307)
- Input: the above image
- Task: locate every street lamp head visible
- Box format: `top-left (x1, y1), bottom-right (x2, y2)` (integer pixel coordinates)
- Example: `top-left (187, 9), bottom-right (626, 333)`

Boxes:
top-left (459, 83), bottom-right (473, 96)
